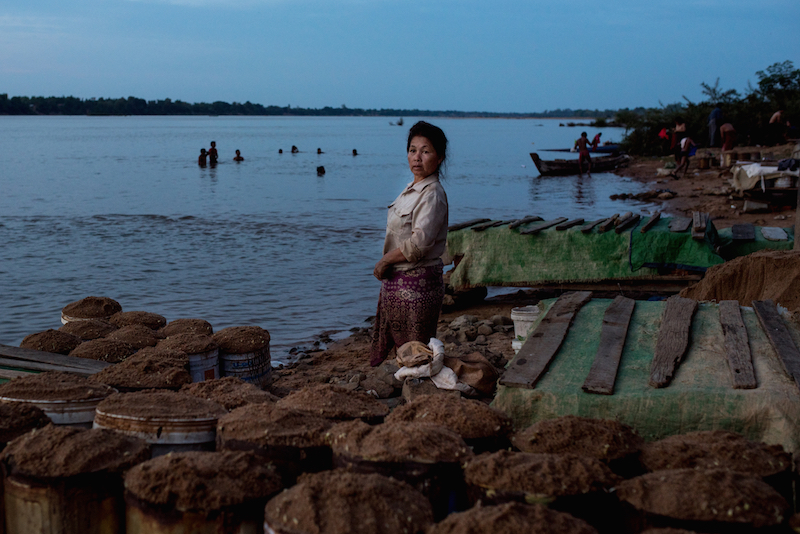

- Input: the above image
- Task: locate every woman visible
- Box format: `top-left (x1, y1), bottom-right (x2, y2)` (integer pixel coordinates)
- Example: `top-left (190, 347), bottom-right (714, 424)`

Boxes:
top-left (369, 121), bottom-right (449, 367)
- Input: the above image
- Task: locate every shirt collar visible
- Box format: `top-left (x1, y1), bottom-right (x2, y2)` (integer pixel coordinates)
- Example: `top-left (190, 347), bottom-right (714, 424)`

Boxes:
top-left (404, 173), bottom-right (440, 194)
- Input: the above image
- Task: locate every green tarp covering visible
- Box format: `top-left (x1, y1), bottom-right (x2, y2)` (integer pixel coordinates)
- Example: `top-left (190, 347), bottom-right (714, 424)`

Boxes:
top-left (446, 218), bottom-right (794, 289)
top-left (446, 218), bottom-right (724, 288)
top-left (493, 298), bottom-right (800, 454)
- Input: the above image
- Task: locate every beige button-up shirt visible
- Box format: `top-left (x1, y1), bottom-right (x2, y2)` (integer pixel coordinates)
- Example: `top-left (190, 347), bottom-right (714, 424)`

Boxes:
top-left (383, 174), bottom-right (449, 271)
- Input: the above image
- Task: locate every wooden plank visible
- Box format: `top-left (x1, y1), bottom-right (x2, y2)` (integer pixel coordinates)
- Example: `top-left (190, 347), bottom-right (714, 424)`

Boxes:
top-left (471, 220), bottom-right (505, 231)
top-left (556, 218), bottom-right (584, 231)
top-left (692, 211), bottom-right (707, 232)
top-left (753, 300), bottom-right (800, 390)
top-left (0, 344), bottom-right (111, 372)
top-left (615, 214), bottom-right (641, 234)
top-left (718, 300), bottom-right (757, 389)
top-left (731, 223), bottom-right (755, 241)
top-left (649, 296), bottom-right (698, 388)
top-left (500, 291), bottom-right (593, 389)
top-left (668, 217), bottom-right (692, 233)
top-left (614, 212), bottom-right (633, 227)
top-left (582, 296), bottom-right (636, 395)
top-left (597, 214), bottom-right (620, 233)
top-left (508, 215), bottom-right (543, 229)
top-left (580, 219), bottom-right (605, 234)
top-left (640, 211), bottom-right (662, 233)
top-left (448, 218), bottom-right (491, 232)
top-left (519, 217), bottom-right (569, 235)
top-left (0, 357), bottom-right (99, 376)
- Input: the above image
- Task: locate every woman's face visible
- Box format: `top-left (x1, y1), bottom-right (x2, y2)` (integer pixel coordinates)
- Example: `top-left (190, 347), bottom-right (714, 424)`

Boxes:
top-left (407, 136), bottom-right (442, 181)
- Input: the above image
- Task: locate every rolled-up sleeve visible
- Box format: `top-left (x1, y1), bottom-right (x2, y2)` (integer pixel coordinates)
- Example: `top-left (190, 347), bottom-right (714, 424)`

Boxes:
top-left (400, 191), bottom-right (448, 263)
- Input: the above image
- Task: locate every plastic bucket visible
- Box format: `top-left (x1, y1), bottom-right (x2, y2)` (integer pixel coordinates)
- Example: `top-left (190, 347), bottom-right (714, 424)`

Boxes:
top-left (511, 339), bottom-right (524, 355)
top-left (187, 349), bottom-right (220, 383)
top-left (0, 395), bottom-right (107, 428)
top-left (125, 494), bottom-right (263, 534)
top-left (219, 348), bottom-right (271, 388)
top-left (721, 151), bottom-right (737, 167)
top-left (93, 410), bottom-right (218, 458)
top-left (510, 305), bottom-right (540, 341)
top-left (4, 473), bottom-right (123, 534)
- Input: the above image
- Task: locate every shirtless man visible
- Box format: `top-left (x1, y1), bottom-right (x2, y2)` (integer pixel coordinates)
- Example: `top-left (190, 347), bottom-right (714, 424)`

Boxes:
top-left (208, 141), bottom-right (218, 165)
top-left (574, 132), bottom-right (592, 176)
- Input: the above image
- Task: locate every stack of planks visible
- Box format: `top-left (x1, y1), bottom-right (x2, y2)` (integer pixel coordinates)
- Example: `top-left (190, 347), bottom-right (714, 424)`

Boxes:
top-left (500, 293), bottom-right (800, 395)
top-left (448, 211), bottom-right (677, 236)
top-left (0, 344), bottom-right (110, 380)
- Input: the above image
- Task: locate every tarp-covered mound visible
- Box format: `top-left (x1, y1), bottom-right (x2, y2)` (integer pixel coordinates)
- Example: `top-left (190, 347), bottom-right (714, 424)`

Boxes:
top-left (679, 250), bottom-right (800, 311)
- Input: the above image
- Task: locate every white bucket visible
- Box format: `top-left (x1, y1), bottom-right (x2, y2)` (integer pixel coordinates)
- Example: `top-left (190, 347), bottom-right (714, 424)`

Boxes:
top-left (511, 339), bottom-right (524, 355)
top-left (0, 395), bottom-right (107, 427)
top-left (60, 313), bottom-right (108, 325)
top-left (220, 348), bottom-right (271, 388)
top-left (511, 305), bottom-right (540, 341)
top-left (93, 410), bottom-right (219, 457)
top-left (188, 349), bottom-right (220, 382)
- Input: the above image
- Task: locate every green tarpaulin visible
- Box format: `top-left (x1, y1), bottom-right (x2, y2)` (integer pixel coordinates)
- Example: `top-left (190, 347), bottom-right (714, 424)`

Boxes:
top-left (493, 298), bottom-right (800, 454)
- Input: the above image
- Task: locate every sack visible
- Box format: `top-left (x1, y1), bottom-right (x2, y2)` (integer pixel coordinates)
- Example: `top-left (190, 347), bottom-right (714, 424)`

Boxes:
top-left (396, 341), bottom-right (432, 367)
top-left (443, 352), bottom-right (499, 395)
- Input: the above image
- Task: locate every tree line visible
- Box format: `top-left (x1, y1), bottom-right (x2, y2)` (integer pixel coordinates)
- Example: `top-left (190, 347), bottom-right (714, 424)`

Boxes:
top-left (617, 61), bottom-right (800, 155)
top-left (0, 94), bottom-right (617, 120)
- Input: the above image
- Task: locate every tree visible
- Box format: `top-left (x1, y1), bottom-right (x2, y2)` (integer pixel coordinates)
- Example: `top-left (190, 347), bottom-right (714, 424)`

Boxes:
top-left (700, 78), bottom-right (740, 104)
top-left (756, 61), bottom-right (800, 106)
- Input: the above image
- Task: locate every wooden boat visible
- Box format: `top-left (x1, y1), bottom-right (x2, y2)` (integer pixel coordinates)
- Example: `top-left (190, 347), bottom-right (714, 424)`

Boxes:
top-left (530, 152), bottom-right (631, 176)
top-left (544, 144), bottom-right (622, 153)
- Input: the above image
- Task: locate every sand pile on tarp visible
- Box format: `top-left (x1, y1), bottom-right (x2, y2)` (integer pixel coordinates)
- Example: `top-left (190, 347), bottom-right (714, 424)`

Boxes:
top-left (680, 250), bottom-right (800, 310)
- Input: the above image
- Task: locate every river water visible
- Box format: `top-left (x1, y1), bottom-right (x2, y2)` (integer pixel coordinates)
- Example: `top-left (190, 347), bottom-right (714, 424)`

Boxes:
top-left (0, 116), bottom-right (654, 363)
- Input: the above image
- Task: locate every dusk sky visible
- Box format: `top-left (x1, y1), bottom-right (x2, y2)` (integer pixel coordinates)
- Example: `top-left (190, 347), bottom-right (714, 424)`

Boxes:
top-left (2, 0), bottom-right (798, 113)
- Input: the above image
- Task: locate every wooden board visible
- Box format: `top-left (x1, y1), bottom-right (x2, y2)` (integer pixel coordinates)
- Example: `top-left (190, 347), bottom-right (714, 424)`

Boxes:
top-left (519, 217), bottom-right (569, 235)
top-left (649, 296), bottom-right (698, 388)
top-left (500, 291), bottom-right (593, 389)
top-left (598, 214), bottom-right (620, 233)
top-left (718, 300), bottom-right (757, 389)
top-left (692, 211), bottom-right (707, 232)
top-left (582, 296), bottom-right (636, 395)
top-left (753, 300), bottom-right (800, 390)
top-left (614, 212), bottom-right (633, 227)
top-left (471, 220), bottom-right (505, 231)
top-left (731, 223), bottom-right (755, 241)
top-left (508, 215), bottom-right (543, 229)
top-left (668, 217), bottom-right (692, 233)
top-left (640, 211), bottom-right (661, 233)
top-left (615, 214), bottom-right (641, 234)
top-left (0, 344), bottom-right (111, 373)
top-left (580, 219), bottom-right (605, 234)
top-left (448, 218), bottom-right (491, 232)
top-left (0, 369), bottom-right (37, 381)
top-left (556, 218), bottom-right (584, 231)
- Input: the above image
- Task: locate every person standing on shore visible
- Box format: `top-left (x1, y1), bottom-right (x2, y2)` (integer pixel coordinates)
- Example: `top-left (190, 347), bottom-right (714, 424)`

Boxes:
top-left (369, 121), bottom-right (449, 367)
top-left (591, 132), bottom-right (602, 151)
top-left (574, 132), bottom-right (592, 176)
top-left (671, 118), bottom-right (686, 163)
top-left (708, 104), bottom-right (723, 147)
top-left (720, 123), bottom-right (737, 151)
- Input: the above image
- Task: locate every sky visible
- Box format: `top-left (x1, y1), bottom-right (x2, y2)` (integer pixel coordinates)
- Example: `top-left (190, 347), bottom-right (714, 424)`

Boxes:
top-left (1, 0), bottom-right (798, 113)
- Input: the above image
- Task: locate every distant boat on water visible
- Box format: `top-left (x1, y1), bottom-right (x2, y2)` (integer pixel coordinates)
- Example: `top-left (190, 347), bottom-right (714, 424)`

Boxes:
top-left (529, 152), bottom-right (631, 176)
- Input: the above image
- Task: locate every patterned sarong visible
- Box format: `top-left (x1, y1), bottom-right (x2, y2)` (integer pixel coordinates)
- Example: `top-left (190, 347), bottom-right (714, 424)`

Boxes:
top-left (369, 264), bottom-right (444, 367)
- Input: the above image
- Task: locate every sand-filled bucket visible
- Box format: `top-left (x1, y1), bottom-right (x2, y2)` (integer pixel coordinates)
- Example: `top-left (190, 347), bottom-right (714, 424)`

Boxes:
top-left (219, 350), bottom-right (271, 387)
top-left (93, 391), bottom-right (226, 457)
top-left (1, 425), bottom-right (149, 534)
top-left (213, 326), bottom-right (272, 388)
top-left (60, 296), bottom-right (122, 326)
top-left (0, 372), bottom-right (115, 428)
top-left (188, 349), bottom-right (220, 382)
top-left (510, 305), bottom-right (540, 354)
top-left (124, 451), bottom-right (282, 534)
top-left (721, 151), bottom-right (738, 167)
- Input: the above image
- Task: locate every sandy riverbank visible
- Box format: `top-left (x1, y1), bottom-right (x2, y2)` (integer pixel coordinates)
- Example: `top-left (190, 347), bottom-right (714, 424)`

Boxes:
top-left (612, 142), bottom-right (798, 229)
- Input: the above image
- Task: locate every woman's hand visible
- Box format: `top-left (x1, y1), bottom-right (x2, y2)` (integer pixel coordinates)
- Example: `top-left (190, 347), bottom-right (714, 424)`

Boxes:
top-left (373, 248), bottom-right (407, 280)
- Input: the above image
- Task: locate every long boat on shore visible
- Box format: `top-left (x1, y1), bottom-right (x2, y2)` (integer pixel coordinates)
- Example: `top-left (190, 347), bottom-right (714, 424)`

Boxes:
top-left (530, 152), bottom-right (631, 176)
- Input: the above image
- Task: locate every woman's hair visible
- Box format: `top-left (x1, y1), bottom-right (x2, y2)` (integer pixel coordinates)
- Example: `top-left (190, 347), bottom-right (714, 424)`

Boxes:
top-left (407, 121), bottom-right (448, 175)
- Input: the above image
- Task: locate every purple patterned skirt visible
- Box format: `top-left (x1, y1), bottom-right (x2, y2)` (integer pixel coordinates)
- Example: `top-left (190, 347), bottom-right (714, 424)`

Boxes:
top-left (369, 264), bottom-right (444, 367)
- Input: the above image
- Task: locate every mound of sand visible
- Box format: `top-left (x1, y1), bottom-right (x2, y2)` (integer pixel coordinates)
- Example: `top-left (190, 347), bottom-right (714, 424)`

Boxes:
top-left (679, 250), bottom-right (800, 310)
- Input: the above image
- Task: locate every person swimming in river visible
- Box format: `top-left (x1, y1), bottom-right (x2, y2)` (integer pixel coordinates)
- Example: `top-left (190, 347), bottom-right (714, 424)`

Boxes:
top-left (198, 148), bottom-right (207, 166)
top-left (352, 149), bottom-right (358, 156)
top-left (208, 141), bottom-right (218, 165)
top-left (317, 148), bottom-right (324, 154)
top-left (574, 132), bottom-right (592, 176)
top-left (291, 145), bottom-right (299, 154)
top-left (234, 149), bottom-right (244, 162)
